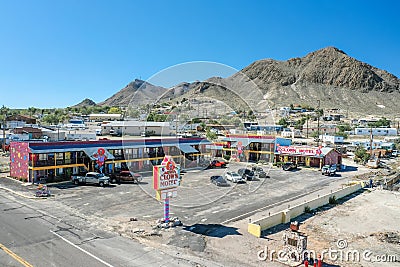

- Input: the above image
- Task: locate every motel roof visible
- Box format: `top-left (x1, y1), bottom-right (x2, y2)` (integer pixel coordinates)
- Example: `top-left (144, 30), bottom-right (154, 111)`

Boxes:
top-left (19, 137), bottom-right (211, 154)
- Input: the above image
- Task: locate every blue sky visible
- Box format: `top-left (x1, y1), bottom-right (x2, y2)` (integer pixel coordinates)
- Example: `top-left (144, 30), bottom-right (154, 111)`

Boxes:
top-left (1, 0), bottom-right (399, 108)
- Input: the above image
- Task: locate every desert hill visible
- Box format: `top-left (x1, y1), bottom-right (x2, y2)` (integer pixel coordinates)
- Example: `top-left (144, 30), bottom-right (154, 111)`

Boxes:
top-left (98, 47), bottom-right (400, 116)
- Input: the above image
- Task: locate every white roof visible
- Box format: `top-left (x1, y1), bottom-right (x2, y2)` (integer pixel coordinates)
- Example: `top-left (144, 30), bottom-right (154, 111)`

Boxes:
top-left (89, 113), bottom-right (122, 117)
top-left (103, 121), bottom-right (171, 127)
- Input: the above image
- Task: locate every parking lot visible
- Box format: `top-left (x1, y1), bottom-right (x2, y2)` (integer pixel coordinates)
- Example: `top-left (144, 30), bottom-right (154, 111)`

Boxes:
top-left (44, 161), bottom-right (363, 226)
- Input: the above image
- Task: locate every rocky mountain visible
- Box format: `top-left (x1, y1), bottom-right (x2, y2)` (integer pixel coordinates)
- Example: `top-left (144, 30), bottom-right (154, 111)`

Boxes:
top-left (168, 47), bottom-right (400, 115)
top-left (100, 79), bottom-right (168, 107)
top-left (72, 98), bottom-right (96, 107)
top-left (100, 47), bottom-right (400, 115)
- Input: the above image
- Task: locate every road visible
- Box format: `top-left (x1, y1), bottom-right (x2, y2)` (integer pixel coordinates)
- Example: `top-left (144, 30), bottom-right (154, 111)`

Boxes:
top-left (0, 193), bottom-right (205, 267)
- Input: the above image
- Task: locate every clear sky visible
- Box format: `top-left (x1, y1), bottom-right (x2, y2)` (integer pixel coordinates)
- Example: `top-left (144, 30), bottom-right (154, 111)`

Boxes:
top-left (1, 0), bottom-right (399, 109)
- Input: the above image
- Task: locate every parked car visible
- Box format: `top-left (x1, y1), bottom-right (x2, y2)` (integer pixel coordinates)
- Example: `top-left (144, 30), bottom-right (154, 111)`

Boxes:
top-left (251, 166), bottom-right (269, 178)
top-left (109, 129), bottom-right (122, 137)
top-left (321, 165), bottom-right (336, 176)
top-left (110, 171), bottom-right (143, 184)
top-left (225, 172), bottom-right (245, 183)
top-left (237, 168), bottom-right (255, 180)
top-left (210, 175), bottom-right (229, 186)
top-left (282, 162), bottom-right (297, 171)
top-left (209, 159), bottom-right (227, 168)
top-left (71, 172), bottom-right (110, 187)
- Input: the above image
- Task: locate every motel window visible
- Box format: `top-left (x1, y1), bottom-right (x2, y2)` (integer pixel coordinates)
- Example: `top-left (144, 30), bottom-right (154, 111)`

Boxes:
top-left (39, 154), bottom-right (47, 161)
top-left (132, 149), bottom-right (138, 158)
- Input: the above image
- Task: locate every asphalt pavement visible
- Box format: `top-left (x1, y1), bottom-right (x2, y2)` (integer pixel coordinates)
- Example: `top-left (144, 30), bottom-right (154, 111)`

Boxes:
top-left (0, 192), bottom-right (212, 267)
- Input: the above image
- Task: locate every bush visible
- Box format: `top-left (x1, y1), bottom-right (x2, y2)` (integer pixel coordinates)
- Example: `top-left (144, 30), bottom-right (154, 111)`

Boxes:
top-left (223, 155), bottom-right (231, 161)
top-left (257, 160), bottom-right (266, 165)
top-left (304, 206), bottom-right (312, 213)
top-left (329, 196), bottom-right (338, 205)
top-left (276, 162), bottom-right (284, 167)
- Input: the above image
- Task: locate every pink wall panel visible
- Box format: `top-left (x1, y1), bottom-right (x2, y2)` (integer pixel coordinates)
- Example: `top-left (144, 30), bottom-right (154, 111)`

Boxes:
top-left (10, 142), bottom-right (29, 180)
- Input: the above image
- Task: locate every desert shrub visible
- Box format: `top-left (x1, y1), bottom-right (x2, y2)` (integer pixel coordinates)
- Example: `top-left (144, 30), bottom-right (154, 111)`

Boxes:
top-left (329, 196), bottom-right (338, 204)
top-left (304, 206), bottom-right (312, 213)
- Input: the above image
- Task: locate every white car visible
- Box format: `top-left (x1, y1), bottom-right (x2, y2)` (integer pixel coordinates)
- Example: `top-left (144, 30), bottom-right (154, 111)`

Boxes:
top-left (225, 172), bottom-right (245, 183)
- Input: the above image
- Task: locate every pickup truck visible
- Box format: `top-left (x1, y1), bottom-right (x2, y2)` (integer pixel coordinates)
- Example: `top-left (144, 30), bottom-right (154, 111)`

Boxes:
top-left (71, 172), bottom-right (110, 187)
top-left (321, 165), bottom-right (336, 176)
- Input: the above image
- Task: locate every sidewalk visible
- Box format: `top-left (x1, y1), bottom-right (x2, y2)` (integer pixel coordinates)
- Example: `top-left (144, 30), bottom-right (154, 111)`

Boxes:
top-left (0, 174), bottom-right (56, 199)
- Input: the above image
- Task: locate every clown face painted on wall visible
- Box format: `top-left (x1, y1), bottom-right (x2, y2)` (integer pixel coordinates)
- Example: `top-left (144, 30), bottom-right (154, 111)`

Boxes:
top-left (93, 148), bottom-right (107, 173)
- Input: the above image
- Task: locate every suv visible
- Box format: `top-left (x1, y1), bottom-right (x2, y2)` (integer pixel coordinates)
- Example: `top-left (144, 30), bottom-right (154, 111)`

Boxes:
top-left (237, 168), bottom-right (255, 181)
top-left (225, 172), bottom-right (245, 183)
top-left (251, 166), bottom-right (269, 178)
top-left (110, 171), bottom-right (143, 184)
top-left (321, 165), bottom-right (336, 176)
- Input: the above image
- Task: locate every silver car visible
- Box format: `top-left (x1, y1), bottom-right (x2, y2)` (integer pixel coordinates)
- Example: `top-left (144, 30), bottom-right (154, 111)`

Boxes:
top-left (225, 172), bottom-right (245, 183)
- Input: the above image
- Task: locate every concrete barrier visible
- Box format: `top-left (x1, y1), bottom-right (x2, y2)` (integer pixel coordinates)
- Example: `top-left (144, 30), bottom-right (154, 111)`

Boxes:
top-left (248, 184), bottom-right (362, 237)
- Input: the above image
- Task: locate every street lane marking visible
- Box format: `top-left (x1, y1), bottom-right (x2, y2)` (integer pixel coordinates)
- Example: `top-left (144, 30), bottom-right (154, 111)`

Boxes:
top-left (50, 230), bottom-right (114, 267)
top-left (0, 242), bottom-right (34, 267)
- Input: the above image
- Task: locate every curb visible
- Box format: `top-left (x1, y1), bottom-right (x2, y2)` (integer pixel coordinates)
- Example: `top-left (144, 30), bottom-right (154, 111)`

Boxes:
top-left (0, 186), bottom-right (36, 200)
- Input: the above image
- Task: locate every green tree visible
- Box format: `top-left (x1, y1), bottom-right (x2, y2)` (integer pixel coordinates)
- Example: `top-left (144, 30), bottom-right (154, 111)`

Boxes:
top-left (146, 113), bottom-right (155, 121)
top-left (294, 117), bottom-right (306, 129)
top-left (108, 107), bottom-right (122, 114)
top-left (337, 124), bottom-right (352, 132)
top-left (278, 118), bottom-right (289, 128)
top-left (206, 129), bottom-right (217, 141)
top-left (354, 146), bottom-right (371, 163)
top-left (27, 107), bottom-right (37, 118)
top-left (42, 114), bottom-right (60, 124)
top-left (368, 118), bottom-right (391, 128)
top-left (191, 118), bottom-right (202, 124)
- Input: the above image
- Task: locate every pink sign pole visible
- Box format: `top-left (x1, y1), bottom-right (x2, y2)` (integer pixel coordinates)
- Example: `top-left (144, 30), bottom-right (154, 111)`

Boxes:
top-left (164, 198), bottom-right (170, 223)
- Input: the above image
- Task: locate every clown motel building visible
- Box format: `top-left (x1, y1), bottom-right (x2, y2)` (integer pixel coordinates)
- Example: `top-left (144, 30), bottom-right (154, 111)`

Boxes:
top-left (210, 134), bottom-right (292, 163)
top-left (9, 137), bottom-right (210, 183)
top-left (275, 145), bottom-right (342, 169)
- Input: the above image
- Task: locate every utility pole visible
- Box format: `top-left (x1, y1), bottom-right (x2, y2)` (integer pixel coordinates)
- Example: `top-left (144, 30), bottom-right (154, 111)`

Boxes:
top-left (175, 114), bottom-right (179, 137)
top-left (369, 125), bottom-right (373, 157)
top-left (2, 117), bottom-right (5, 152)
top-left (317, 100), bottom-right (320, 146)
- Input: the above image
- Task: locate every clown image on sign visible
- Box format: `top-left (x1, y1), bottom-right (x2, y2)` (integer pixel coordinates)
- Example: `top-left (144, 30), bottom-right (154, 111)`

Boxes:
top-left (153, 156), bottom-right (181, 190)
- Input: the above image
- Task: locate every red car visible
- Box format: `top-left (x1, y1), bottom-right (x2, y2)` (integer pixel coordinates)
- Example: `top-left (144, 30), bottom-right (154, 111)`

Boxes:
top-left (110, 171), bottom-right (142, 184)
top-left (209, 160), bottom-right (227, 168)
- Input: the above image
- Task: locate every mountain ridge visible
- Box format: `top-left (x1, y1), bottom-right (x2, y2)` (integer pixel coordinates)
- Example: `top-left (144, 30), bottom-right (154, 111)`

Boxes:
top-left (93, 47), bottom-right (400, 115)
